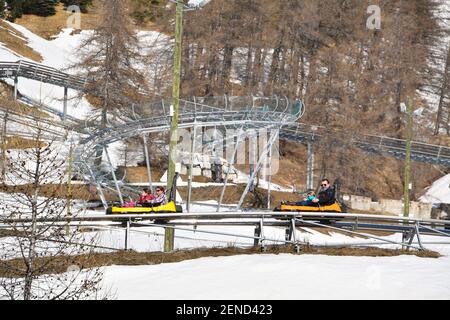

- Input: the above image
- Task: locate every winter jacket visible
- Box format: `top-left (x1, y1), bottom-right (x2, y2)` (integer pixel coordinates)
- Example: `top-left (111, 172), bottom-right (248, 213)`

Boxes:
top-left (318, 187), bottom-right (336, 206)
top-left (139, 194), bottom-right (155, 204)
top-left (151, 193), bottom-right (169, 206)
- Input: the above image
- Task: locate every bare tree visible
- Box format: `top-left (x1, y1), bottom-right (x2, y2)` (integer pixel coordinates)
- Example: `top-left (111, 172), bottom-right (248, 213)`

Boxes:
top-left (73, 0), bottom-right (149, 123)
top-left (0, 126), bottom-right (104, 300)
top-left (71, 0), bottom-right (149, 166)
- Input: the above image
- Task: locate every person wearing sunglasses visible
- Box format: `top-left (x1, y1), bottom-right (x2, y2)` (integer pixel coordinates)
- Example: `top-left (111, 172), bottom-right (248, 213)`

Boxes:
top-left (152, 187), bottom-right (169, 207)
top-left (311, 179), bottom-right (336, 206)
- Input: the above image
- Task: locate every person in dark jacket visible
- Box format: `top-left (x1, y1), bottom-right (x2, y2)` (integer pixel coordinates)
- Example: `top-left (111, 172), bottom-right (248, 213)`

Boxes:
top-left (312, 179), bottom-right (336, 206)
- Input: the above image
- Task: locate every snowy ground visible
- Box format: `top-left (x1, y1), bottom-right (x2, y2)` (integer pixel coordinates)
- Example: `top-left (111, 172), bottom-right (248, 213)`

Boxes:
top-left (103, 253), bottom-right (450, 300)
top-left (87, 203), bottom-right (450, 300)
top-left (2, 198), bottom-right (450, 299)
top-left (98, 224), bottom-right (450, 300)
top-left (421, 174), bottom-right (450, 204)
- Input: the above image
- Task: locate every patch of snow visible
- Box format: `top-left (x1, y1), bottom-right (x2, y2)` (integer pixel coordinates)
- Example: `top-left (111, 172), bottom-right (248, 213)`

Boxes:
top-left (101, 253), bottom-right (450, 300)
top-left (233, 170), bottom-right (291, 192)
top-left (421, 174), bottom-right (450, 204)
top-left (188, 0), bottom-right (211, 8)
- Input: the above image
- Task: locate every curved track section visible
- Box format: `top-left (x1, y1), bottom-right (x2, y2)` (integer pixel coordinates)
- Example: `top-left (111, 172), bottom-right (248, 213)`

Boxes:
top-left (1, 60), bottom-right (449, 167)
top-left (281, 123), bottom-right (450, 167)
top-left (0, 60), bottom-right (88, 91)
top-left (74, 96), bottom-right (302, 206)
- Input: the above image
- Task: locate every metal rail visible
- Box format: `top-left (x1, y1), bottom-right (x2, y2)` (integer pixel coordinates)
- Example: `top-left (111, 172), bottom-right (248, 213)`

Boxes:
top-left (1, 212), bottom-right (449, 251)
top-left (1, 212), bottom-right (448, 231)
top-left (281, 123), bottom-right (450, 167)
top-left (1, 60), bottom-right (449, 167)
top-left (74, 96), bottom-right (300, 208)
top-left (0, 60), bottom-right (88, 91)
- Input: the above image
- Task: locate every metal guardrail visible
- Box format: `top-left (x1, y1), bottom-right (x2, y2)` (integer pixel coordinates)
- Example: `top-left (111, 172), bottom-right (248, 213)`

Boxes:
top-left (1, 212), bottom-right (449, 251)
top-left (0, 60), bottom-right (88, 91)
top-left (281, 123), bottom-right (450, 167)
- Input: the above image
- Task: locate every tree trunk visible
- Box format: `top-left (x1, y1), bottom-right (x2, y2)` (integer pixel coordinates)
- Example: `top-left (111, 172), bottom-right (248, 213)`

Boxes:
top-left (221, 45), bottom-right (234, 94)
top-left (24, 141), bottom-right (42, 300)
top-left (244, 45), bottom-right (254, 89)
top-left (0, 104), bottom-right (8, 182)
top-left (434, 45), bottom-right (450, 135)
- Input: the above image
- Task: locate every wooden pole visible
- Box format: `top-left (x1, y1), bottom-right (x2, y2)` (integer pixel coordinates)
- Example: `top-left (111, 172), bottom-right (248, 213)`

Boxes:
top-left (404, 99), bottom-right (413, 219)
top-left (165, 0), bottom-right (184, 252)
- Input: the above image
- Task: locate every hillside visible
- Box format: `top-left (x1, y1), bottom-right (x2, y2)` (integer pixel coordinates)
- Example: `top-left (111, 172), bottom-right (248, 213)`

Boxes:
top-left (1, 0), bottom-right (450, 303)
top-left (0, 0), bottom-right (448, 204)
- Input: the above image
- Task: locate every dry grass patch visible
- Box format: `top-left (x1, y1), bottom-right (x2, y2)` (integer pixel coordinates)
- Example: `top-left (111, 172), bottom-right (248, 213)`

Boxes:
top-left (0, 184), bottom-right (98, 202)
top-left (0, 229), bottom-right (29, 239)
top-left (0, 20), bottom-right (43, 62)
top-left (0, 246), bottom-right (440, 278)
top-left (14, 3), bottom-right (102, 40)
top-left (2, 136), bottom-right (46, 150)
top-left (121, 166), bottom-right (165, 184)
top-left (0, 96), bottom-right (50, 119)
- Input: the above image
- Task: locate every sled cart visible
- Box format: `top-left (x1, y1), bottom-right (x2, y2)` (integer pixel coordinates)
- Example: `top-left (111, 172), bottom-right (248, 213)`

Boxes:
top-left (106, 174), bottom-right (183, 215)
top-left (274, 201), bottom-right (344, 213)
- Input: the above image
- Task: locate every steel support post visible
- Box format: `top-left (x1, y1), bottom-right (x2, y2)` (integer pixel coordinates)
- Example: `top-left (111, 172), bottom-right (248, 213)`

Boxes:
top-left (217, 129), bottom-right (245, 212)
top-left (63, 87), bottom-right (68, 121)
top-left (291, 219), bottom-right (300, 253)
top-left (13, 77), bottom-right (18, 101)
top-left (415, 223), bottom-right (424, 251)
top-left (104, 146), bottom-right (124, 205)
top-left (142, 134), bottom-right (153, 192)
top-left (125, 219), bottom-right (131, 251)
top-left (85, 163), bottom-right (108, 209)
top-left (285, 224), bottom-right (293, 243)
top-left (187, 124), bottom-right (197, 212)
top-left (307, 142), bottom-right (314, 190)
top-left (254, 224), bottom-right (261, 247)
top-left (237, 130), bottom-right (279, 210)
top-left (406, 229), bottom-right (416, 251)
top-left (249, 130), bottom-right (257, 192)
top-left (267, 138), bottom-right (273, 210)
top-left (260, 219), bottom-right (266, 252)
top-left (404, 99), bottom-right (413, 219)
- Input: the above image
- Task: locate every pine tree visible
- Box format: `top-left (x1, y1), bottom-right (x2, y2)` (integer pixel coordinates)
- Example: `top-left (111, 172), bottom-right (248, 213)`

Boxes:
top-left (0, 1), bottom-right (5, 18)
top-left (7, 0), bottom-right (25, 20)
top-left (31, 0), bottom-right (57, 17)
top-left (6, 0), bottom-right (58, 20)
top-left (131, 0), bottom-right (166, 25)
top-left (60, 0), bottom-right (93, 13)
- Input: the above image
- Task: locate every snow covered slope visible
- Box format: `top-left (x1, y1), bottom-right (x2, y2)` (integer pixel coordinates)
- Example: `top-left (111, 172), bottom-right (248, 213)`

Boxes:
top-left (0, 21), bottom-right (166, 120)
top-left (421, 174), bottom-right (450, 204)
top-left (0, 22), bottom-right (93, 118)
top-left (102, 252), bottom-right (450, 300)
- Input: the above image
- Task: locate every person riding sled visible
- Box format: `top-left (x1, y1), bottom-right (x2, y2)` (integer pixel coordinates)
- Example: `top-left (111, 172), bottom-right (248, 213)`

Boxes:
top-left (294, 179), bottom-right (336, 207)
top-left (143, 187), bottom-right (168, 207)
top-left (313, 179), bottom-right (336, 206)
top-left (139, 188), bottom-right (156, 205)
top-left (295, 190), bottom-right (318, 206)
